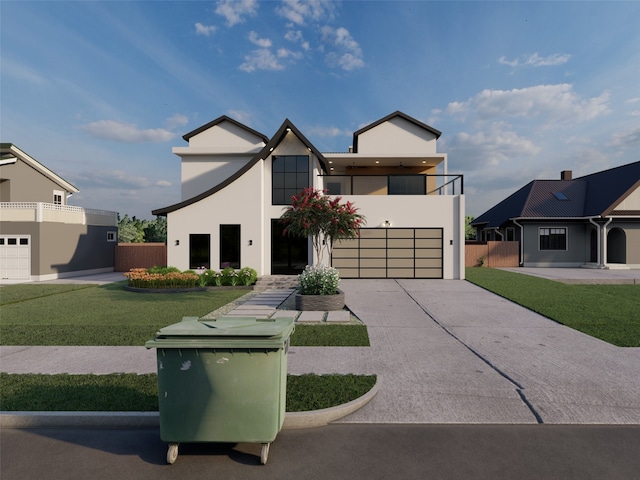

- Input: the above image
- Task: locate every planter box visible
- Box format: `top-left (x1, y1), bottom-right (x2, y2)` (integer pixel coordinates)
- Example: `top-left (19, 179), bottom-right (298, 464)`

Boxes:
top-left (295, 289), bottom-right (345, 311)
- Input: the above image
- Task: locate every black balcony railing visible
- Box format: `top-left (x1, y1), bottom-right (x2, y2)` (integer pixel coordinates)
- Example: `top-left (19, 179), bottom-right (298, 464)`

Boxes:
top-left (317, 174), bottom-right (463, 196)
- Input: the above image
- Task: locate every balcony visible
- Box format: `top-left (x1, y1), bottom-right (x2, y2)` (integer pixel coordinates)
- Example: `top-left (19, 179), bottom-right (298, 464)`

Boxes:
top-left (317, 174), bottom-right (463, 196)
top-left (0, 202), bottom-right (118, 226)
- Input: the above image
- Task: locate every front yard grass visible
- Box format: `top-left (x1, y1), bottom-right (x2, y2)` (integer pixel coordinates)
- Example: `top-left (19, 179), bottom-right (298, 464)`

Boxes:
top-left (465, 267), bottom-right (640, 347)
top-left (0, 282), bottom-right (370, 346)
top-left (0, 373), bottom-right (377, 413)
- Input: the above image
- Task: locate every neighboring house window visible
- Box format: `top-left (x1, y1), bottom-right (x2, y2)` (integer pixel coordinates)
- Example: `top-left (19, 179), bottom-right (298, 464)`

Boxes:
top-left (53, 190), bottom-right (63, 205)
top-left (272, 155), bottom-right (309, 205)
top-left (189, 234), bottom-right (210, 269)
top-left (107, 231), bottom-right (117, 242)
top-left (220, 225), bottom-right (240, 269)
top-left (505, 227), bottom-right (515, 241)
top-left (539, 228), bottom-right (567, 250)
top-left (388, 175), bottom-right (426, 195)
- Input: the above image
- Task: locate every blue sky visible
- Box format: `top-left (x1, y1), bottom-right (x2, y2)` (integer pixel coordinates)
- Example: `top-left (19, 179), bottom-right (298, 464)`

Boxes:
top-left (2, 0), bottom-right (639, 219)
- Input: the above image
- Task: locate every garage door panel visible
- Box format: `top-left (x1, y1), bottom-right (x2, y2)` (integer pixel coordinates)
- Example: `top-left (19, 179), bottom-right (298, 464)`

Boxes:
top-left (359, 258), bottom-right (386, 268)
top-left (415, 239), bottom-right (441, 248)
top-left (387, 258), bottom-right (414, 268)
top-left (331, 228), bottom-right (442, 279)
top-left (360, 238), bottom-right (386, 248)
top-left (415, 229), bottom-right (442, 239)
top-left (387, 239), bottom-right (413, 248)
top-left (332, 258), bottom-right (359, 268)
top-left (359, 268), bottom-right (387, 278)
top-left (387, 268), bottom-right (415, 277)
top-left (415, 248), bottom-right (442, 258)
top-left (416, 258), bottom-right (442, 268)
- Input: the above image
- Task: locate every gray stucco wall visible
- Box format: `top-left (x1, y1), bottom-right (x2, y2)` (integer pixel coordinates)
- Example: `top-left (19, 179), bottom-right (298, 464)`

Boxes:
top-left (522, 222), bottom-right (589, 267)
top-left (0, 160), bottom-right (67, 203)
top-left (0, 221), bottom-right (116, 276)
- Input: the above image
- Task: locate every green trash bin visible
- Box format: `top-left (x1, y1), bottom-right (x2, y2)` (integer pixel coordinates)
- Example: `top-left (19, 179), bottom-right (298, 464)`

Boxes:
top-left (145, 316), bottom-right (295, 465)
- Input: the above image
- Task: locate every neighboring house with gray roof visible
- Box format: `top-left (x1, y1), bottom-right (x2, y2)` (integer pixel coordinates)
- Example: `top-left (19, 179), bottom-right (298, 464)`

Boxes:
top-left (0, 143), bottom-right (118, 282)
top-left (471, 162), bottom-right (640, 268)
top-left (153, 111), bottom-right (465, 279)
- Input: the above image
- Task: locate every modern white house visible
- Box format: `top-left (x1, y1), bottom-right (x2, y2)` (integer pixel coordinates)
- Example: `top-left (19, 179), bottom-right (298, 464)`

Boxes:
top-left (153, 111), bottom-right (465, 279)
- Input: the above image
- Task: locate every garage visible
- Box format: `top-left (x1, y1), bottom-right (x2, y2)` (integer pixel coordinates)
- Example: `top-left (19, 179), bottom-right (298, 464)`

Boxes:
top-left (331, 228), bottom-right (443, 279)
top-left (0, 235), bottom-right (31, 280)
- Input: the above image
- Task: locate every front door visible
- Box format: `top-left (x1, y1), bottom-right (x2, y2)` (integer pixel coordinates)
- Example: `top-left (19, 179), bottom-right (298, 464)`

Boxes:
top-left (271, 219), bottom-right (308, 274)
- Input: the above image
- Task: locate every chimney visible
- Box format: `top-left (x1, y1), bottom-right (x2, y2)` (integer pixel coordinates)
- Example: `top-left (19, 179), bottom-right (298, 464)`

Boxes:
top-left (561, 170), bottom-right (572, 180)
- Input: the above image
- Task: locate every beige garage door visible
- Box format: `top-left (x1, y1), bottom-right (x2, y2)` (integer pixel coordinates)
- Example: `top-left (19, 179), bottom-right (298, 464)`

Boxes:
top-left (332, 228), bottom-right (443, 279)
top-left (0, 236), bottom-right (31, 280)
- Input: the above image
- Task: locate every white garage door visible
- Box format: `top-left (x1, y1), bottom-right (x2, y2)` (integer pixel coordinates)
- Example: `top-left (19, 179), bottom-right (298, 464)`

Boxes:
top-left (0, 236), bottom-right (31, 280)
top-left (332, 228), bottom-right (443, 279)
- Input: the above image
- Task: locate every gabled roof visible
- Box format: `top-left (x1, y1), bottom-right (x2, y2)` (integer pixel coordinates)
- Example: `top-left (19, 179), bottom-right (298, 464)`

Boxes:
top-left (152, 119), bottom-right (327, 216)
top-left (181, 115), bottom-right (269, 143)
top-left (472, 161), bottom-right (640, 228)
top-left (352, 111), bottom-right (442, 152)
top-left (0, 143), bottom-right (79, 194)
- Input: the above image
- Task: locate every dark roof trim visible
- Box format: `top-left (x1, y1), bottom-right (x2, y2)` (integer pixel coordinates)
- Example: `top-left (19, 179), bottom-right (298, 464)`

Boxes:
top-left (181, 115), bottom-right (269, 143)
top-left (152, 119), bottom-right (329, 216)
top-left (255, 118), bottom-right (329, 174)
top-left (352, 111), bottom-right (442, 152)
top-left (152, 155), bottom-right (262, 216)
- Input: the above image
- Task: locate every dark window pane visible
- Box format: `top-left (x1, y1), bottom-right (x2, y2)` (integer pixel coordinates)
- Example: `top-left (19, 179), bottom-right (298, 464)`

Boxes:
top-left (273, 173), bottom-right (285, 188)
top-left (220, 225), bottom-right (240, 269)
top-left (20, 238), bottom-right (29, 245)
top-left (189, 234), bottom-right (210, 269)
top-left (272, 155), bottom-right (309, 205)
top-left (389, 175), bottom-right (426, 195)
top-left (8, 238), bottom-right (17, 245)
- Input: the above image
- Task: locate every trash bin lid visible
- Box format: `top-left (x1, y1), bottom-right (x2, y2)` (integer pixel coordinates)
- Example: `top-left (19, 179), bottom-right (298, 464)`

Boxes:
top-left (145, 316), bottom-right (295, 349)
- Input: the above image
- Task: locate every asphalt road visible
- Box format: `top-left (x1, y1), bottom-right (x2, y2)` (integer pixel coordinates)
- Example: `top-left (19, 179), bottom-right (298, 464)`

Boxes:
top-left (2, 424), bottom-right (640, 480)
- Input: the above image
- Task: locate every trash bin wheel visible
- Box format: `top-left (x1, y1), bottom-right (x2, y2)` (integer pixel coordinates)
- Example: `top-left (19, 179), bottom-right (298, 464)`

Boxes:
top-left (167, 443), bottom-right (179, 464)
top-left (260, 443), bottom-right (270, 465)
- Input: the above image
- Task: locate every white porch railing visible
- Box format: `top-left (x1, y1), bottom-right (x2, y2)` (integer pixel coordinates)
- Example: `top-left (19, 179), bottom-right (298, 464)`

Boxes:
top-left (0, 202), bottom-right (117, 226)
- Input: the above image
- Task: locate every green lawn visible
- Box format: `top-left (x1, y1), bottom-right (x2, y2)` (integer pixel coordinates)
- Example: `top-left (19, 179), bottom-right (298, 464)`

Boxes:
top-left (0, 373), bottom-right (377, 413)
top-left (0, 282), bottom-right (248, 346)
top-left (0, 282), bottom-right (370, 347)
top-left (465, 267), bottom-right (640, 347)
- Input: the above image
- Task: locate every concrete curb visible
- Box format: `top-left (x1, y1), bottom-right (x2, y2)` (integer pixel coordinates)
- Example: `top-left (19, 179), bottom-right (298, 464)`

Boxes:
top-left (0, 377), bottom-right (380, 430)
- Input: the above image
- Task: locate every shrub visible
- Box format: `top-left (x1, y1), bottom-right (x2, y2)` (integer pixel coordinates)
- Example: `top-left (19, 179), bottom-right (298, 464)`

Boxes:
top-left (221, 267), bottom-right (239, 286)
top-left (147, 266), bottom-right (180, 275)
top-left (299, 264), bottom-right (339, 295)
top-left (239, 267), bottom-right (258, 286)
top-left (123, 268), bottom-right (199, 289)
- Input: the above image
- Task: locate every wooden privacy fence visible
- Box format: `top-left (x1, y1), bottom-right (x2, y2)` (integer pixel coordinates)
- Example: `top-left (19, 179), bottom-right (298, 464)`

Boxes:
top-left (465, 241), bottom-right (519, 268)
top-left (115, 243), bottom-right (167, 271)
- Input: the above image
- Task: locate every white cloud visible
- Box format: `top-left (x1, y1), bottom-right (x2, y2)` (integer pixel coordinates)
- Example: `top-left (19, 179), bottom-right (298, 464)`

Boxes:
top-left (156, 180), bottom-right (172, 187)
top-left (277, 48), bottom-right (303, 60)
top-left (608, 126), bottom-right (640, 148)
top-left (195, 23), bottom-right (217, 36)
top-left (249, 31), bottom-right (272, 48)
top-left (499, 52), bottom-right (571, 67)
top-left (285, 30), bottom-right (310, 51)
top-left (80, 120), bottom-right (176, 143)
top-left (450, 125), bottom-right (541, 170)
top-left (215, 0), bottom-right (258, 27)
top-left (446, 84), bottom-right (610, 124)
top-left (226, 110), bottom-right (253, 125)
top-left (320, 26), bottom-right (364, 71)
top-left (304, 125), bottom-right (351, 138)
top-left (165, 114), bottom-right (188, 129)
top-left (276, 0), bottom-right (336, 26)
top-left (239, 49), bottom-right (285, 72)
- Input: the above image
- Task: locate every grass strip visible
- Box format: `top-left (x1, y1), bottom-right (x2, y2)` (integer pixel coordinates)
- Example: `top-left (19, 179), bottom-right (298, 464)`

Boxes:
top-left (0, 283), bottom-right (248, 346)
top-left (0, 373), bottom-right (377, 413)
top-left (465, 267), bottom-right (640, 347)
top-left (290, 324), bottom-right (370, 346)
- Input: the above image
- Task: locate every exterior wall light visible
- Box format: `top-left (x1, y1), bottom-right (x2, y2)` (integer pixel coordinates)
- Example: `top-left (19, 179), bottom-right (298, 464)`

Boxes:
top-left (382, 220), bottom-right (392, 228)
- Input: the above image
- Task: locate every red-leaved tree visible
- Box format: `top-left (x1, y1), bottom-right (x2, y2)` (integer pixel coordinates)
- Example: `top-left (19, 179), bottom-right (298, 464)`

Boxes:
top-left (280, 187), bottom-right (366, 265)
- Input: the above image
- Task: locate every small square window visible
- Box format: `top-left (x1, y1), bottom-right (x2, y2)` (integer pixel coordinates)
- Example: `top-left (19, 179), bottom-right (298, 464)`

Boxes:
top-left (20, 238), bottom-right (29, 245)
top-left (107, 231), bottom-right (117, 242)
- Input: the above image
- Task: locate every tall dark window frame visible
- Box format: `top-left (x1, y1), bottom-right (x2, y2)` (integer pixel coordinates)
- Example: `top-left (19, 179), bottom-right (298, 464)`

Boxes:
top-left (272, 155), bottom-right (310, 205)
top-left (189, 234), bottom-right (210, 269)
top-left (220, 224), bottom-right (241, 269)
top-left (539, 227), bottom-right (567, 251)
